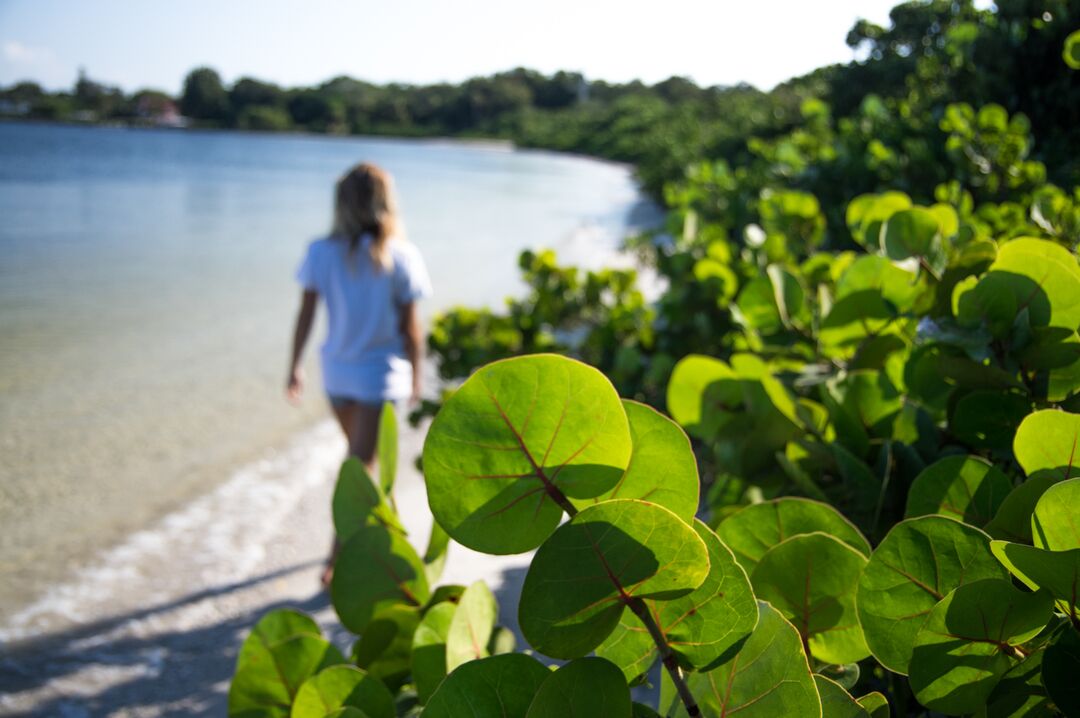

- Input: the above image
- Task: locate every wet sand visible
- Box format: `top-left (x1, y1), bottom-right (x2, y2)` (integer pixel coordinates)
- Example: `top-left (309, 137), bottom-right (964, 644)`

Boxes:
top-left (0, 415), bottom-right (534, 717)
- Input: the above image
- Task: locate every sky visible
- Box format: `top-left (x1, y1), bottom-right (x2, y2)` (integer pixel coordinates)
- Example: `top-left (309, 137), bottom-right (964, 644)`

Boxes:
top-left (0, 0), bottom-right (987, 94)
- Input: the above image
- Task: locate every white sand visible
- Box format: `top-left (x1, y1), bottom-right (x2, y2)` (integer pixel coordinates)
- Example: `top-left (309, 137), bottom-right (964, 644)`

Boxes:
top-left (0, 415), bottom-right (534, 717)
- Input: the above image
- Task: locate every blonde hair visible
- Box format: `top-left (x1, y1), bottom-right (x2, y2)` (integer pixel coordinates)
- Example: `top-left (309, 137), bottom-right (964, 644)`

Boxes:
top-left (331, 162), bottom-right (401, 271)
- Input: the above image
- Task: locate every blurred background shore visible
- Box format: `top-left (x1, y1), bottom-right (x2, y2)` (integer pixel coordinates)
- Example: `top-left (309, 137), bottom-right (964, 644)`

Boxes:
top-left (0, 121), bottom-right (659, 698)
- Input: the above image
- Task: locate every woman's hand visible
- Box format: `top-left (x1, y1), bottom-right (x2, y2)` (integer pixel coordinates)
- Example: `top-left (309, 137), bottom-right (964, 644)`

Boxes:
top-left (286, 366), bottom-right (305, 404)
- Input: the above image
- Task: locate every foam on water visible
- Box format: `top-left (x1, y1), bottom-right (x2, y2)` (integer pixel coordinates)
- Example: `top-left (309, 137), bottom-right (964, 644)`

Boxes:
top-left (0, 420), bottom-right (345, 646)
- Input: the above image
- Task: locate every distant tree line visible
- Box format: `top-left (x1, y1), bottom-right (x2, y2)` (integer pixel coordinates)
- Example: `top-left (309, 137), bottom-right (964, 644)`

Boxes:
top-left (2, 0), bottom-right (1078, 198)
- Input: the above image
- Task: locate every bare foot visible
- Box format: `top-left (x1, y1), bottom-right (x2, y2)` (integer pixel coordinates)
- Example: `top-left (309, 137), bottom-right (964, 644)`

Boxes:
top-left (320, 560), bottom-right (334, 590)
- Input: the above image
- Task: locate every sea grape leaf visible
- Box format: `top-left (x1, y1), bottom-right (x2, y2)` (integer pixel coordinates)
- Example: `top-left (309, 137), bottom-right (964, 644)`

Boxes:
top-left (487, 626), bottom-right (516, 655)
top-left (955, 273), bottom-right (1019, 339)
top-left (856, 515), bottom-right (1009, 674)
top-left (951, 391), bottom-right (1031, 450)
top-left (331, 524), bottom-right (430, 634)
top-left (819, 291), bottom-right (895, 350)
top-left (1012, 409), bottom-right (1080, 482)
top-left (766, 265), bottom-right (807, 328)
top-left (814, 675), bottom-right (870, 718)
top-left (750, 533), bottom-right (870, 664)
top-left (518, 499), bottom-right (709, 659)
top-left (411, 601), bottom-right (455, 704)
top-left (904, 455), bottom-right (1012, 527)
top-left (666, 354), bottom-right (737, 438)
top-left (332, 459), bottom-right (405, 542)
top-left (574, 400), bottom-right (699, 522)
top-left (324, 709), bottom-right (368, 718)
top-left (229, 616), bottom-right (346, 718)
top-left (1066, 29), bottom-right (1080, 69)
top-left (989, 542), bottom-right (1080, 620)
top-left (423, 354), bottom-right (632, 554)
top-left (290, 665), bottom-right (394, 718)
top-left (845, 191), bottom-right (912, 248)
top-left (350, 604), bottom-right (420, 692)
top-left (835, 255), bottom-right (923, 311)
top-left (854, 692), bottom-right (889, 718)
top-left (378, 401), bottom-right (397, 495)
top-left (631, 703), bottom-right (661, 718)
top-left (1032, 477), bottom-right (1080, 550)
top-left (524, 656), bottom-right (632, 718)
top-left (422, 653), bottom-right (551, 718)
top-left (736, 276), bottom-right (783, 332)
top-left (597, 520), bottom-right (758, 678)
top-left (818, 662), bottom-right (860, 691)
top-left (881, 207), bottom-right (941, 261)
top-left (982, 649), bottom-right (1052, 718)
top-left (909, 579), bottom-right (1054, 715)
top-left (1043, 628), bottom-right (1080, 717)
top-left (422, 520), bottom-right (451, 585)
top-left (445, 580), bottom-right (497, 672)
top-left (715, 497), bottom-right (870, 575)
top-left (985, 475), bottom-right (1062, 544)
top-left (664, 602), bottom-right (822, 718)
top-left (985, 238), bottom-right (1080, 330)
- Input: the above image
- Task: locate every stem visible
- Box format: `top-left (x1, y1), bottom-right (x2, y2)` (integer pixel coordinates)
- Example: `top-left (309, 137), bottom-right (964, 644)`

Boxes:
top-left (557, 490), bottom-right (701, 716)
top-left (628, 597), bottom-right (702, 717)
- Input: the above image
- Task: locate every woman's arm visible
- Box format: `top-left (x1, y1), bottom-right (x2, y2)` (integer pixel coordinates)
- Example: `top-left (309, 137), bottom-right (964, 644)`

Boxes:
top-left (400, 302), bottom-right (424, 404)
top-left (287, 289), bottom-right (318, 403)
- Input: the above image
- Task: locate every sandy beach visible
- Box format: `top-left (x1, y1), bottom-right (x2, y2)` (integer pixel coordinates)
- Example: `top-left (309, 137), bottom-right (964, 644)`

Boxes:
top-left (0, 412), bottom-right (535, 716)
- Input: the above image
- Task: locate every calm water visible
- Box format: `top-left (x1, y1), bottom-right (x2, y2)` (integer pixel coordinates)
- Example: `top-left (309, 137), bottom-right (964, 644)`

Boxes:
top-left (0, 122), bottom-right (656, 619)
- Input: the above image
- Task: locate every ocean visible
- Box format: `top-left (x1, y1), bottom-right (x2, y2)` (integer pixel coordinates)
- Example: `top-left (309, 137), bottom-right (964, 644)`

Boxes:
top-left (0, 121), bottom-right (657, 631)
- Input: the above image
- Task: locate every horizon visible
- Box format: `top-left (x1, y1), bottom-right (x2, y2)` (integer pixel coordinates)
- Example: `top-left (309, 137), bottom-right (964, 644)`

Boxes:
top-left (0, 0), bottom-right (994, 96)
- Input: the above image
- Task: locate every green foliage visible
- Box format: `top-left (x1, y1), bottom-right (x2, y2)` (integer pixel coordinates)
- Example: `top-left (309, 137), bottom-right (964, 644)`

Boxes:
top-left (226, 2), bottom-right (1080, 714)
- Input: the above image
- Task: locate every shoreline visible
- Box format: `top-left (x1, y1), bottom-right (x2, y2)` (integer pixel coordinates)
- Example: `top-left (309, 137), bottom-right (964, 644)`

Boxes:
top-left (0, 117), bottom-right (636, 171)
top-left (0, 407), bottom-right (537, 715)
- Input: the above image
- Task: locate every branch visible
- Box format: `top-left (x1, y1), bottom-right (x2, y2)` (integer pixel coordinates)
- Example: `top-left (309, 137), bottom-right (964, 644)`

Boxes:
top-left (556, 490), bottom-right (702, 716)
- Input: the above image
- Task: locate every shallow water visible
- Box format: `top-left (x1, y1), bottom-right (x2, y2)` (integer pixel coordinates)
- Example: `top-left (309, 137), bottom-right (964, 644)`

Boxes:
top-left (0, 122), bottom-right (657, 624)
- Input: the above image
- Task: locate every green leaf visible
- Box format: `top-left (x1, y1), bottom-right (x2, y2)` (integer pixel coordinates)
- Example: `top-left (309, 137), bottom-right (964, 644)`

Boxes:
top-left (954, 274), bottom-right (1018, 339)
top-left (1032, 477), bottom-right (1080, 550)
top-left (597, 520), bottom-right (758, 677)
top-left (715, 497), bottom-right (870, 575)
top-left (986, 474), bottom-right (1063, 544)
top-left (990, 542), bottom-right (1080, 620)
top-left (423, 653), bottom-right (551, 718)
top-left (910, 579), bottom-right (1053, 715)
top-left (666, 355), bottom-right (736, 437)
top-left (835, 255), bottom-right (923, 311)
top-left (290, 665), bottom-right (394, 718)
top-left (331, 524), bottom-right (430, 634)
top-left (574, 400), bottom-right (699, 522)
top-left (1013, 410), bottom-right (1080, 482)
top-left (736, 276), bottom-right (783, 332)
top-left (845, 192), bottom-right (912, 248)
top-left (665, 602), bottom-right (822, 718)
top-left (422, 520), bottom-right (451, 585)
top-left (1043, 628), bottom-right (1080, 717)
top-left (856, 515), bottom-right (1009, 674)
top-left (524, 657), bottom-right (632, 718)
top-left (445, 580), bottom-right (497, 672)
top-left (351, 604), bottom-right (420, 692)
top-left (751, 533), bottom-right (870, 664)
top-left (982, 649), bottom-right (1052, 718)
top-left (423, 354), bottom-right (632, 554)
top-left (1064, 29), bottom-right (1080, 70)
top-left (819, 291), bottom-right (896, 350)
top-left (987, 238), bottom-right (1080, 330)
top-left (904, 455), bottom-right (1012, 527)
top-left (951, 391), bottom-right (1031, 450)
top-left (411, 601), bottom-right (455, 704)
top-left (378, 402), bottom-right (398, 495)
top-left (814, 675), bottom-right (870, 718)
top-left (519, 499), bottom-right (709, 659)
top-left (332, 459), bottom-right (405, 543)
top-left (631, 703), bottom-right (661, 718)
top-left (229, 612), bottom-right (346, 718)
top-left (854, 692), bottom-right (889, 718)
top-left (881, 207), bottom-right (941, 261)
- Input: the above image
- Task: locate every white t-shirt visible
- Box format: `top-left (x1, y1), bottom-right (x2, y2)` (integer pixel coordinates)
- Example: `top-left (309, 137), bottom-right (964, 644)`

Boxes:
top-left (296, 234), bottom-right (433, 402)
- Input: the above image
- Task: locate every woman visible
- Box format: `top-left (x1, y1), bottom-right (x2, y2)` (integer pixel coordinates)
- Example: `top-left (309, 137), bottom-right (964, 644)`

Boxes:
top-left (286, 163), bottom-right (432, 580)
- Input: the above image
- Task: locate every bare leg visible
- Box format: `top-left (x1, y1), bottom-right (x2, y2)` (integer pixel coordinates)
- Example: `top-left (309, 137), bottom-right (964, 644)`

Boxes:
top-left (322, 399), bottom-right (383, 588)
